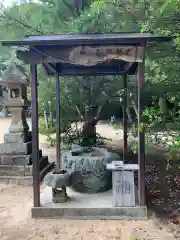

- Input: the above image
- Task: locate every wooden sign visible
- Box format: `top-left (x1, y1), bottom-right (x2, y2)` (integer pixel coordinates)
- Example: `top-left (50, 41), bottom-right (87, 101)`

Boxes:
top-left (69, 46), bottom-right (144, 66)
top-left (17, 45), bottom-right (144, 65)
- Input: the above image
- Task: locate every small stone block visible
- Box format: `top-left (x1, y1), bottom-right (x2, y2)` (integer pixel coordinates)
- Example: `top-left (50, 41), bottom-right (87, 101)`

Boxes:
top-left (0, 141), bottom-right (32, 155)
top-left (0, 165), bottom-right (25, 176)
top-left (52, 196), bottom-right (68, 203)
top-left (0, 155), bottom-right (31, 165)
top-left (52, 190), bottom-right (68, 203)
top-left (4, 132), bottom-right (28, 143)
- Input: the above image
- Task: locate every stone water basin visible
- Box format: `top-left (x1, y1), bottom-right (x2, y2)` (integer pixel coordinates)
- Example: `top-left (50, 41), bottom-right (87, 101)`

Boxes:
top-left (62, 147), bottom-right (120, 194)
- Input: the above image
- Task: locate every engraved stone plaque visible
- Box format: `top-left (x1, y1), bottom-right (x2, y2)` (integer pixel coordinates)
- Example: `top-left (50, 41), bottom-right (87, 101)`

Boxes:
top-left (112, 171), bottom-right (135, 207)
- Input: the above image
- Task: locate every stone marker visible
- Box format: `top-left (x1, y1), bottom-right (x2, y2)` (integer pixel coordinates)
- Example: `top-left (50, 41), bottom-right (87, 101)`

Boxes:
top-left (0, 62), bottom-right (54, 185)
top-left (106, 161), bottom-right (139, 207)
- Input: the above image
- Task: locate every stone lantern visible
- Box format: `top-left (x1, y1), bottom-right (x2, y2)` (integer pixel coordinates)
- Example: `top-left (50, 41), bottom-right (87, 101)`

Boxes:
top-left (0, 62), bottom-right (54, 185)
top-left (2, 63), bottom-right (30, 142)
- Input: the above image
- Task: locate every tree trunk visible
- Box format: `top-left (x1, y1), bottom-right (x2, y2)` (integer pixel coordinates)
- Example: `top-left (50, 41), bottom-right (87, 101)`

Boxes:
top-left (81, 105), bottom-right (98, 145)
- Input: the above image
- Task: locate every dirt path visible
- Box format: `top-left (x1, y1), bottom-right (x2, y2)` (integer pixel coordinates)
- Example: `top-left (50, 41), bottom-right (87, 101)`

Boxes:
top-left (0, 118), bottom-right (179, 239)
top-left (0, 184), bottom-right (177, 240)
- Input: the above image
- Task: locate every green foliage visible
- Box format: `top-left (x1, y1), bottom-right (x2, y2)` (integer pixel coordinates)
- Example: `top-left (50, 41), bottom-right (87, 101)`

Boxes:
top-left (111, 122), bottom-right (121, 130)
top-left (63, 129), bottom-right (106, 148)
top-left (143, 107), bottom-right (160, 123)
top-left (167, 135), bottom-right (180, 171)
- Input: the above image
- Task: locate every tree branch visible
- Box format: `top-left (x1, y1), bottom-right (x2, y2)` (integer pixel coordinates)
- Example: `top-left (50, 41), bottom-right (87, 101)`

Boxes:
top-left (0, 7), bottom-right (45, 34)
top-left (61, 0), bottom-right (77, 18)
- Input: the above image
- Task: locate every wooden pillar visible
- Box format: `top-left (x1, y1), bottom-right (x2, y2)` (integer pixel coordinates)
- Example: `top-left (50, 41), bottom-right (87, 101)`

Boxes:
top-left (138, 61), bottom-right (145, 206)
top-left (56, 73), bottom-right (61, 168)
top-left (30, 63), bottom-right (40, 207)
top-left (123, 74), bottom-right (128, 162)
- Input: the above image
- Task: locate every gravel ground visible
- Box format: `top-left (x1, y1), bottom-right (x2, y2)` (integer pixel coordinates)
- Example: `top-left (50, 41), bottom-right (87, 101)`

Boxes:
top-left (0, 184), bottom-right (177, 240)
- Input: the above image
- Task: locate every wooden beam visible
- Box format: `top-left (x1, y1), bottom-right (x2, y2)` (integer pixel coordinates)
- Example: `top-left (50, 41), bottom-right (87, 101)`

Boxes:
top-left (16, 49), bottom-right (70, 64)
top-left (123, 62), bottom-right (134, 73)
top-left (138, 61), bottom-right (146, 206)
top-left (16, 48), bottom-right (141, 67)
top-left (56, 73), bottom-right (61, 169)
top-left (58, 68), bottom-right (127, 76)
top-left (30, 63), bottom-right (40, 207)
top-left (17, 50), bottom-right (137, 76)
top-left (45, 63), bottom-right (57, 74)
top-left (123, 74), bottom-right (128, 162)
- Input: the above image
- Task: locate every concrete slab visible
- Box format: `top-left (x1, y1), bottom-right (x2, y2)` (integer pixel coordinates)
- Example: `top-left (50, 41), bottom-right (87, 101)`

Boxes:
top-left (32, 187), bottom-right (147, 220)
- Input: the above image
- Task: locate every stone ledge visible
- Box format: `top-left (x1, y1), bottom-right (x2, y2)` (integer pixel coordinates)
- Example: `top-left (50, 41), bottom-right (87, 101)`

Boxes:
top-left (31, 206), bottom-right (147, 220)
top-left (0, 162), bottom-right (55, 186)
top-left (4, 132), bottom-right (28, 143)
top-left (0, 154), bottom-right (31, 165)
top-left (0, 141), bottom-right (32, 155)
top-left (0, 176), bottom-right (33, 185)
top-left (0, 150), bottom-right (42, 166)
top-left (0, 165), bottom-right (25, 176)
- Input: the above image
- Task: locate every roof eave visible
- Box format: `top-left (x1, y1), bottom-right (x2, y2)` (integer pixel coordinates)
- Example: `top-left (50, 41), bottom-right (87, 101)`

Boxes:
top-left (1, 36), bottom-right (174, 47)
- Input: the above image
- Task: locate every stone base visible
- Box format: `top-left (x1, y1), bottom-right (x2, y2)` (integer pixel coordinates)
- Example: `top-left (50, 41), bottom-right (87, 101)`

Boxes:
top-left (0, 141), bottom-right (32, 155)
top-left (0, 162), bottom-right (55, 186)
top-left (0, 149), bottom-right (42, 165)
top-left (4, 131), bottom-right (32, 143)
top-left (4, 132), bottom-right (28, 143)
top-left (53, 195), bottom-right (68, 203)
top-left (52, 188), bottom-right (68, 203)
top-left (32, 206), bottom-right (147, 219)
top-left (0, 156), bottom-right (49, 176)
top-left (0, 154), bottom-right (31, 165)
top-left (31, 187), bottom-right (147, 219)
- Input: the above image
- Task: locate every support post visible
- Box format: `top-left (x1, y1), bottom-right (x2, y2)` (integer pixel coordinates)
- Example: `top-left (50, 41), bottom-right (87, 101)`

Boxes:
top-left (138, 61), bottom-right (145, 206)
top-left (31, 63), bottom-right (40, 207)
top-left (123, 74), bottom-right (128, 162)
top-left (56, 73), bottom-right (61, 168)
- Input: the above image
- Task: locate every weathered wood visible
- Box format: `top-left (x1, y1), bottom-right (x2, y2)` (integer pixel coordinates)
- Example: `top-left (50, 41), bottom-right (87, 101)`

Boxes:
top-left (56, 74), bottom-right (61, 169)
top-left (123, 74), bottom-right (128, 162)
top-left (138, 61), bottom-right (146, 206)
top-left (16, 46), bottom-right (144, 65)
top-left (124, 62), bottom-right (134, 73)
top-left (45, 63), bottom-right (57, 74)
top-left (30, 63), bottom-right (40, 207)
top-left (57, 68), bottom-right (128, 76)
top-left (16, 49), bottom-right (71, 64)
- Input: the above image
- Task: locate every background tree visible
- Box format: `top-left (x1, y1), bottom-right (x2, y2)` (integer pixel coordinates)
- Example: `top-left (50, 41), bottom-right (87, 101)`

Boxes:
top-left (0, 0), bottom-right (179, 125)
